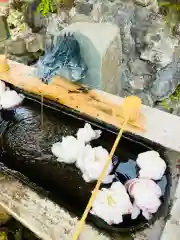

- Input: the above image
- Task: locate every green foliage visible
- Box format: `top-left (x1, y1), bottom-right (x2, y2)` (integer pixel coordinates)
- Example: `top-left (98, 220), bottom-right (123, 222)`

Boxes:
top-left (159, 1), bottom-right (180, 33)
top-left (161, 99), bottom-right (170, 110)
top-left (37, 0), bottom-right (56, 16)
top-left (169, 85), bottom-right (180, 101)
top-left (0, 232), bottom-right (7, 240)
top-left (161, 85), bottom-right (180, 110)
top-left (1, 218), bottom-right (38, 240)
top-left (36, 0), bottom-right (75, 16)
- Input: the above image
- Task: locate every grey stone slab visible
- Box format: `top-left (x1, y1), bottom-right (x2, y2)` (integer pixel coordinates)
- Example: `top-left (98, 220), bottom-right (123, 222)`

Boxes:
top-left (161, 221), bottom-right (180, 240)
top-left (0, 172), bottom-right (112, 240)
top-left (171, 199), bottom-right (180, 224)
top-left (62, 22), bottom-right (122, 95)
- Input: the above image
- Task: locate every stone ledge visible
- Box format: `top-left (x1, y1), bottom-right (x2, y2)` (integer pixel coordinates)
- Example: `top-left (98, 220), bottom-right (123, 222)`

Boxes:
top-left (98, 90), bottom-right (180, 152)
top-left (161, 178), bottom-right (180, 240)
top-left (160, 220), bottom-right (180, 240)
top-left (175, 179), bottom-right (180, 199)
top-left (0, 174), bottom-right (111, 240)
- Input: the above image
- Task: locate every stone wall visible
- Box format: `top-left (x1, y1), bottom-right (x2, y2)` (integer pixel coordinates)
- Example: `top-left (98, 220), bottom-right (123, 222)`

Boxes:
top-left (68, 0), bottom-right (180, 113)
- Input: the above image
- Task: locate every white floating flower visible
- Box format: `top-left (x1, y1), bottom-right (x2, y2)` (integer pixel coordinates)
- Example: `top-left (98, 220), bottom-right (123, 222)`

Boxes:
top-left (91, 182), bottom-right (133, 225)
top-left (0, 90), bottom-right (24, 109)
top-left (77, 123), bottom-right (101, 144)
top-left (126, 178), bottom-right (162, 220)
top-left (76, 145), bottom-right (114, 183)
top-left (51, 136), bottom-right (85, 164)
top-left (137, 150), bottom-right (166, 180)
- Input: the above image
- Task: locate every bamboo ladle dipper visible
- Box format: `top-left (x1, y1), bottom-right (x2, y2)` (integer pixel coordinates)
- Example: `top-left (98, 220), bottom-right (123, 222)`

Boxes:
top-left (72, 95), bottom-right (142, 240)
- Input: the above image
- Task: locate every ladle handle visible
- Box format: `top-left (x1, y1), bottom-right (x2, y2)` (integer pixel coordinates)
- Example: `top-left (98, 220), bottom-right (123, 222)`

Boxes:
top-left (72, 119), bottom-right (127, 240)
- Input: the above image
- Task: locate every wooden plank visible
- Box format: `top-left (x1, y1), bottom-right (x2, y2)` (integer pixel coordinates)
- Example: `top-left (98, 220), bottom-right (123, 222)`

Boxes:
top-left (0, 60), bottom-right (145, 133)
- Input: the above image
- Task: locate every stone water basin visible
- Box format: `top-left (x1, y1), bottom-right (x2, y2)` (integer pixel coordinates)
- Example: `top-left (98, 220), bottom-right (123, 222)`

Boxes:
top-left (0, 85), bottom-right (173, 235)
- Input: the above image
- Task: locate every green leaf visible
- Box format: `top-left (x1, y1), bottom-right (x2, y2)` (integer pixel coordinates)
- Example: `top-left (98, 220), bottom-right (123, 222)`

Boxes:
top-left (0, 232), bottom-right (7, 240)
top-left (36, 0), bottom-right (56, 15)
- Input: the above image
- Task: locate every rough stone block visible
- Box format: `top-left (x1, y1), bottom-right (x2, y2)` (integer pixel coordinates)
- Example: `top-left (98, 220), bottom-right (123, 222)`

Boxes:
top-left (0, 5), bottom-right (9, 17)
top-left (171, 199), bottom-right (180, 224)
top-left (6, 39), bottom-right (27, 56)
top-left (62, 22), bottom-right (122, 95)
top-left (25, 34), bottom-right (44, 53)
top-left (175, 180), bottom-right (180, 199)
top-left (0, 16), bottom-right (9, 42)
top-left (70, 13), bottom-right (93, 24)
top-left (0, 41), bottom-right (5, 54)
top-left (161, 221), bottom-right (180, 240)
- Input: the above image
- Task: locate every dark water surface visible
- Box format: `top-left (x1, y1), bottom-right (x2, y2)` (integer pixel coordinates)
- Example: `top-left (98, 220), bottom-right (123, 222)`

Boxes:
top-left (0, 96), bottom-right (170, 233)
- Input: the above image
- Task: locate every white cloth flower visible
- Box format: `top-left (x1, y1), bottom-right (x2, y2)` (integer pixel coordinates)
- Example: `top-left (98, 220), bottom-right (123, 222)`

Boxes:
top-left (137, 150), bottom-right (166, 180)
top-left (91, 182), bottom-right (133, 225)
top-left (51, 136), bottom-right (85, 164)
top-left (76, 123), bottom-right (101, 144)
top-left (126, 178), bottom-right (162, 220)
top-left (0, 90), bottom-right (24, 109)
top-left (76, 145), bottom-right (114, 183)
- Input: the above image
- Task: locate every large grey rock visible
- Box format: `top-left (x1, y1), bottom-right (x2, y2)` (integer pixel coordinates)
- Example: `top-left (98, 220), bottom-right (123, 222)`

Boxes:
top-left (0, 16), bottom-right (9, 42)
top-left (101, 0), bottom-right (135, 59)
top-left (76, 2), bottom-right (93, 15)
top-left (135, 91), bottom-right (155, 106)
top-left (134, 6), bottom-right (178, 68)
top-left (25, 34), bottom-right (44, 52)
top-left (90, 0), bottom-right (109, 22)
top-left (120, 63), bottom-right (132, 91)
top-left (62, 22), bottom-right (122, 95)
top-left (89, 0), bottom-right (136, 60)
top-left (7, 53), bottom-right (39, 65)
top-left (132, 6), bottom-right (160, 51)
top-left (46, 13), bottom-right (70, 35)
top-left (141, 26), bottom-right (178, 67)
top-left (128, 59), bottom-right (154, 90)
top-left (70, 13), bottom-right (93, 23)
top-left (135, 0), bottom-right (159, 12)
top-left (175, 23), bottom-right (180, 36)
top-left (151, 48), bottom-right (180, 100)
top-left (120, 57), bottom-right (155, 103)
top-left (120, 60), bottom-right (155, 106)
top-left (6, 38), bottom-right (27, 55)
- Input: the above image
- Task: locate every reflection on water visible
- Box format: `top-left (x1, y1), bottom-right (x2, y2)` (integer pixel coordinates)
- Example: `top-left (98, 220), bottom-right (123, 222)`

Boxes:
top-left (115, 159), bottom-right (137, 183)
top-left (157, 175), bottom-right (168, 195)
